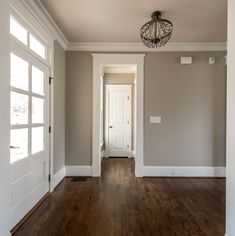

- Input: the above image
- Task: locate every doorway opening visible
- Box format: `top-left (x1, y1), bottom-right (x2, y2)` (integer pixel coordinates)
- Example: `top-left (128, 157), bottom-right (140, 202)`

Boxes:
top-left (92, 54), bottom-right (145, 177)
top-left (103, 69), bottom-right (135, 158)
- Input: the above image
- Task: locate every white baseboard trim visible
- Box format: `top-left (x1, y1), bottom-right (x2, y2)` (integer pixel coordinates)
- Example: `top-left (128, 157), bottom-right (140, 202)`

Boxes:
top-left (132, 150), bottom-right (136, 159)
top-left (102, 150), bottom-right (109, 158)
top-left (143, 166), bottom-right (226, 177)
top-left (101, 150), bottom-right (106, 160)
top-left (51, 166), bottom-right (65, 192)
top-left (56, 166), bottom-right (225, 181)
top-left (66, 165), bottom-right (92, 176)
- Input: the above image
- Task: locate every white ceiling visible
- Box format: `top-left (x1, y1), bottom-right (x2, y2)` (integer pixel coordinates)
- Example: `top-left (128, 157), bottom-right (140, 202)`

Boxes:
top-left (40, 0), bottom-right (227, 43)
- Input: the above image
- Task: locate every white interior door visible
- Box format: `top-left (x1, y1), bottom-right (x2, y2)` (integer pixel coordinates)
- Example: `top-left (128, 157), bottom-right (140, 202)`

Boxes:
top-left (10, 45), bottom-right (50, 227)
top-left (105, 85), bottom-right (132, 157)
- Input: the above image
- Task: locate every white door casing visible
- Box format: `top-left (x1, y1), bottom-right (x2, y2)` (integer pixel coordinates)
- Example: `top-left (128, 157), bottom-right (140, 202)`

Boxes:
top-left (92, 54), bottom-right (145, 177)
top-left (10, 43), bottom-right (50, 227)
top-left (105, 85), bottom-right (132, 157)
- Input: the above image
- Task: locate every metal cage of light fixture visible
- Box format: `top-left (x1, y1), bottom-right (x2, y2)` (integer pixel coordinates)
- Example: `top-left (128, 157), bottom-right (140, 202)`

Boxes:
top-left (140, 11), bottom-right (173, 48)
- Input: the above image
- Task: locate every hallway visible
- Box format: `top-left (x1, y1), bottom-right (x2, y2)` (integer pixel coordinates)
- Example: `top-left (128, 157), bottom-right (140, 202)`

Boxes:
top-left (13, 158), bottom-right (225, 236)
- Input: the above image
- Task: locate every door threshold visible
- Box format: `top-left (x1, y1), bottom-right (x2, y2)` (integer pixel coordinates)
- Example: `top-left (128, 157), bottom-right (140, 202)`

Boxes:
top-left (108, 156), bottom-right (128, 158)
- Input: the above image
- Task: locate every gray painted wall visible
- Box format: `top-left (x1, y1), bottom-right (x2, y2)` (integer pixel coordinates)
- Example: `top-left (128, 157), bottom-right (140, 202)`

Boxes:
top-left (53, 41), bottom-right (66, 173)
top-left (66, 52), bottom-right (92, 165)
top-left (104, 73), bottom-right (135, 84)
top-left (66, 51), bottom-right (226, 167)
top-left (144, 52), bottom-right (226, 166)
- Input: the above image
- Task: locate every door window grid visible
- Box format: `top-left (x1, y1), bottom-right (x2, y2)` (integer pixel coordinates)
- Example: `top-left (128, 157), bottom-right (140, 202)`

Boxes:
top-left (10, 52), bottom-right (46, 164)
top-left (10, 16), bottom-right (48, 61)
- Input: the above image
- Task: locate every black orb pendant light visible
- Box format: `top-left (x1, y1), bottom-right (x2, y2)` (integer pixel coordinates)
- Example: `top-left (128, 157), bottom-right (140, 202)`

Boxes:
top-left (140, 11), bottom-right (173, 48)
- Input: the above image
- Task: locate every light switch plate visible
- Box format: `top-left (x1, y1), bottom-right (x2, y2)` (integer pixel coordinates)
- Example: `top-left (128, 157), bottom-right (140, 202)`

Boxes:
top-left (150, 116), bottom-right (161, 124)
top-left (180, 56), bottom-right (192, 65)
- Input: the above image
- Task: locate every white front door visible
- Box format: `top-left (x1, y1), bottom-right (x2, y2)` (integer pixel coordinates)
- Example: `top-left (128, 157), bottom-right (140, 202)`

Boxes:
top-left (105, 85), bottom-right (132, 157)
top-left (10, 45), bottom-right (50, 226)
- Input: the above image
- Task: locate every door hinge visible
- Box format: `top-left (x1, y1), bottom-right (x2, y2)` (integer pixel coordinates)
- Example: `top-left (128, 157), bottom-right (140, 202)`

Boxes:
top-left (49, 77), bottom-right (53, 85)
top-left (127, 96), bottom-right (129, 100)
top-left (48, 174), bottom-right (51, 182)
top-left (49, 126), bottom-right (51, 133)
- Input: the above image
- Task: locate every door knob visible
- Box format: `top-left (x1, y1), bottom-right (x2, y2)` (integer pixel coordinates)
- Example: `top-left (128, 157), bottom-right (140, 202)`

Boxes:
top-left (109, 126), bottom-right (113, 128)
top-left (10, 145), bottom-right (19, 149)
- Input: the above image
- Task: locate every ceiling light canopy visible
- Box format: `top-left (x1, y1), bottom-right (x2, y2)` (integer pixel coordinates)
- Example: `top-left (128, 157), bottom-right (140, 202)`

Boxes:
top-left (140, 11), bottom-right (173, 48)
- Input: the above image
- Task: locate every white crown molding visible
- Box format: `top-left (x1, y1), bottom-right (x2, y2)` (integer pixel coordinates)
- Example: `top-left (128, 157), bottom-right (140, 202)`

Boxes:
top-left (19, 0), bottom-right (68, 50)
top-left (67, 42), bottom-right (227, 52)
top-left (16, 1), bottom-right (227, 53)
top-left (144, 166), bottom-right (226, 177)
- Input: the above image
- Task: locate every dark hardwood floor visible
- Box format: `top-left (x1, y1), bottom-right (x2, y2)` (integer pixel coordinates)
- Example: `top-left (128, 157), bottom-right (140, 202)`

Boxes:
top-left (13, 158), bottom-right (225, 236)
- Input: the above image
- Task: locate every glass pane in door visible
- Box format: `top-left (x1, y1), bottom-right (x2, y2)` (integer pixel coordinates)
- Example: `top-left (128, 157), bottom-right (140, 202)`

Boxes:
top-left (10, 128), bottom-right (28, 163)
top-left (31, 127), bottom-right (44, 154)
top-left (11, 91), bottom-right (28, 125)
top-left (32, 97), bottom-right (44, 123)
top-left (32, 66), bottom-right (44, 95)
top-left (10, 17), bottom-right (28, 45)
top-left (10, 53), bottom-right (29, 91)
top-left (29, 34), bottom-right (46, 59)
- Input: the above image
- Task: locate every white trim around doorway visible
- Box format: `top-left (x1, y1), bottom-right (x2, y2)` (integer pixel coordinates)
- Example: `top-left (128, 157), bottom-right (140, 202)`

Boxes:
top-left (92, 54), bottom-right (145, 177)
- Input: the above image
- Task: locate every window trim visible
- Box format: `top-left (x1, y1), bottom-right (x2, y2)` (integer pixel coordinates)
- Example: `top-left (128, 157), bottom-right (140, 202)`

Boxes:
top-left (10, 9), bottom-right (52, 66)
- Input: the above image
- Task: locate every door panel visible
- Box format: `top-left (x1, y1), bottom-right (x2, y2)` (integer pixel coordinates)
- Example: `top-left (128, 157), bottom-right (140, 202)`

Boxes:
top-left (11, 163), bottom-right (45, 206)
top-left (112, 129), bottom-right (125, 149)
top-left (106, 86), bottom-right (132, 157)
top-left (112, 95), bottom-right (125, 124)
top-left (10, 45), bottom-right (50, 227)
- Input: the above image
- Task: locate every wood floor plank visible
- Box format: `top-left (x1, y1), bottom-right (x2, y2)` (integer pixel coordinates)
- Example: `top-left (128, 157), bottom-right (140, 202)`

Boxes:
top-left (13, 158), bottom-right (225, 236)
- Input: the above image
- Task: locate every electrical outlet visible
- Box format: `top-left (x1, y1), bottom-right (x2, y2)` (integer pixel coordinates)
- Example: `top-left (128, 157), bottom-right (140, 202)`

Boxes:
top-left (150, 116), bottom-right (161, 123)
